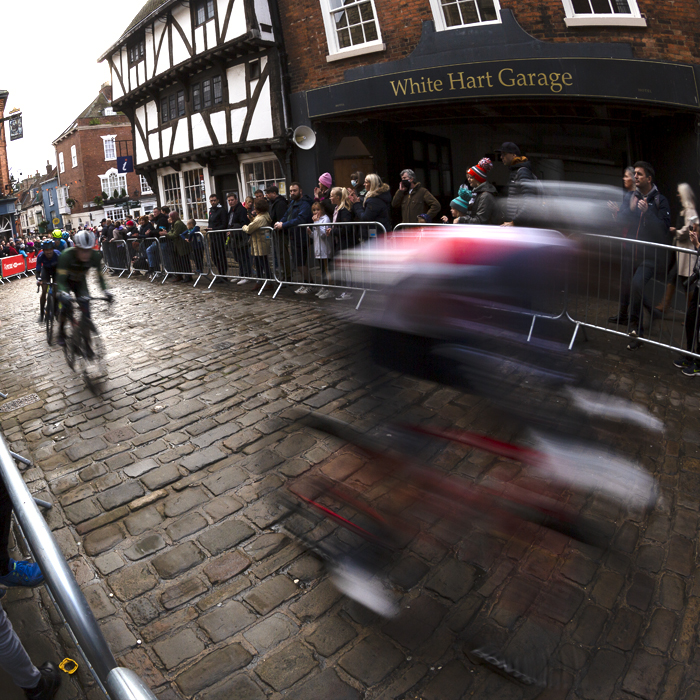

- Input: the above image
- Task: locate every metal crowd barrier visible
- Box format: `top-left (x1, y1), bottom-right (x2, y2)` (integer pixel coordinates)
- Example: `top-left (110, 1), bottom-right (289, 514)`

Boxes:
top-left (102, 240), bottom-right (130, 277)
top-left (567, 232), bottom-right (700, 357)
top-left (270, 221), bottom-right (388, 308)
top-left (158, 232), bottom-right (208, 287)
top-left (0, 433), bottom-right (156, 700)
top-left (204, 227), bottom-right (274, 293)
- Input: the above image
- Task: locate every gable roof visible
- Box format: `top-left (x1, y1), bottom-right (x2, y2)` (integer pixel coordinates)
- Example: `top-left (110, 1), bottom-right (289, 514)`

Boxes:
top-left (99, 0), bottom-right (178, 62)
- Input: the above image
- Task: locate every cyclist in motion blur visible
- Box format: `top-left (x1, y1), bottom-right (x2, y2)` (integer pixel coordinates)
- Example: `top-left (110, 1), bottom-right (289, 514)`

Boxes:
top-left (56, 230), bottom-right (112, 354)
top-left (35, 240), bottom-right (60, 323)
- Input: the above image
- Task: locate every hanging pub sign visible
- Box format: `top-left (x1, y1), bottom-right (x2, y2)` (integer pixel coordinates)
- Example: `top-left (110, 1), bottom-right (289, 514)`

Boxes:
top-left (9, 114), bottom-right (22, 141)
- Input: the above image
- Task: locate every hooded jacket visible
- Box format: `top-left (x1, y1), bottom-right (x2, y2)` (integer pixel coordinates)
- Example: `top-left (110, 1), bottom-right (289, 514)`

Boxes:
top-left (353, 183), bottom-right (392, 233)
top-left (505, 157), bottom-right (539, 225)
top-left (392, 182), bottom-right (440, 224)
top-left (457, 182), bottom-right (497, 225)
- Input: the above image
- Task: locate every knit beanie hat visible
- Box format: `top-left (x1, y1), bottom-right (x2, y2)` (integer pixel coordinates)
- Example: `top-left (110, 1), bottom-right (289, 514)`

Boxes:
top-left (468, 158), bottom-right (493, 184)
top-left (319, 172), bottom-right (332, 188)
top-left (450, 194), bottom-right (471, 214)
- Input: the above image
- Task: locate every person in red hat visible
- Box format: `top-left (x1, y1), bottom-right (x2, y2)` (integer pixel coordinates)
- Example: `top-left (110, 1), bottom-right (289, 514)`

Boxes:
top-left (457, 158), bottom-right (497, 225)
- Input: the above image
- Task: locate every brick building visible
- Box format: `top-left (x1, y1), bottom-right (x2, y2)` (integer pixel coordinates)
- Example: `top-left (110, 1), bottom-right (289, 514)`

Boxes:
top-left (0, 90), bottom-right (17, 239)
top-left (278, 0), bottom-right (700, 215)
top-left (52, 83), bottom-right (156, 229)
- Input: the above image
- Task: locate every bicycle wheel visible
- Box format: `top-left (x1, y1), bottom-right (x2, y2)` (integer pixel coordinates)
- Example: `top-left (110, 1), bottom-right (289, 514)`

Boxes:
top-left (64, 331), bottom-right (76, 370)
top-left (45, 304), bottom-right (54, 345)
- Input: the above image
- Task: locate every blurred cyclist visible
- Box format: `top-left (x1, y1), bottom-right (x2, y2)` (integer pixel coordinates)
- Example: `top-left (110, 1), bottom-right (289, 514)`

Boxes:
top-left (35, 240), bottom-right (60, 323)
top-left (61, 231), bottom-right (73, 248)
top-left (56, 230), bottom-right (112, 352)
top-left (51, 229), bottom-right (67, 253)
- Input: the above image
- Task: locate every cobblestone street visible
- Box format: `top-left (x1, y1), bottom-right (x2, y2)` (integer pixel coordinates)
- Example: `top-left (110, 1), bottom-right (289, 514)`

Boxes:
top-left (1, 273), bottom-right (700, 700)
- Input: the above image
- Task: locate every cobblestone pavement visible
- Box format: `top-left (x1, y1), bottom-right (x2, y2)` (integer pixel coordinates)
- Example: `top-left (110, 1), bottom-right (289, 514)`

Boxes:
top-left (0, 272), bottom-right (699, 700)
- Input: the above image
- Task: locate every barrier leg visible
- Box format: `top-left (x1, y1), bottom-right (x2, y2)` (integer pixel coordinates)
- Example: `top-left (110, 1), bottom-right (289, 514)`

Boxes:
top-left (0, 391), bottom-right (6, 399)
top-left (273, 282), bottom-right (284, 298)
top-left (568, 322), bottom-right (581, 351)
top-left (258, 280), bottom-right (269, 296)
top-left (208, 276), bottom-right (217, 289)
top-left (355, 290), bottom-right (366, 311)
top-left (527, 316), bottom-right (537, 343)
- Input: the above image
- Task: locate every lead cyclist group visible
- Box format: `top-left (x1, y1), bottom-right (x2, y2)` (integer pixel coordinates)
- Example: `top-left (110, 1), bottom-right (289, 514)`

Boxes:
top-left (35, 229), bottom-right (113, 354)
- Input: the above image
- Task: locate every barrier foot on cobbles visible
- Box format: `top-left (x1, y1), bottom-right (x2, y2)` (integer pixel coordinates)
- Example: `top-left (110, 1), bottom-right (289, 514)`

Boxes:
top-left (355, 289), bottom-right (367, 311)
top-left (161, 273), bottom-right (170, 285)
top-left (258, 280), bottom-right (270, 296)
top-left (0, 391), bottom-right (6, 399)
top-left (272, 281), bottom-right (284, 299)
top-left (193, 274), bottom-right (204, 288)
top-left (208, 275), bottom-right (219, 289)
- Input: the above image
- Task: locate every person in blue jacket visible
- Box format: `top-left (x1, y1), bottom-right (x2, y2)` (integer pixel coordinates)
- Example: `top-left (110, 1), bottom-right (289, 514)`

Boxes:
top-left (273, 182), bottom-right (313, 287)
top-left (35, 241), bottom-right (61, 323)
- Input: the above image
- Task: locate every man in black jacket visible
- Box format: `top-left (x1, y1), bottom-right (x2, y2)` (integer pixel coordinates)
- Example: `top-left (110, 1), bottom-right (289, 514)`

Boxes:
top-left (227, 193), bottom-right (252, 280)
top-left (207, 194), bottom-right (228, 279)
top-left (499, 142), bottom-right (539, 227)
top-left (266, 185), bottom-right (289, 276)
top-left (265, 185), bottom-right (288, 225)
top-left (625, 161), bottom-right (672, 348)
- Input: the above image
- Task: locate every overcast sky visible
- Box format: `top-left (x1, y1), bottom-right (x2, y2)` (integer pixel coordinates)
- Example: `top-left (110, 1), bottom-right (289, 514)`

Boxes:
top-left (5, 0), bottom-right (147, 182)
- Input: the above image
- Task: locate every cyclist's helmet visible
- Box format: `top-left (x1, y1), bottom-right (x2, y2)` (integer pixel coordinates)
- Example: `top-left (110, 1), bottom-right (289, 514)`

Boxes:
top-left (73, 230), bottom-right (96, 249)
top-left (42, 240), bottom-right (54, 251)
top-left (61, 232), bottom-right (70, 240)
top-left (52, 229), bottom-right (63, 239)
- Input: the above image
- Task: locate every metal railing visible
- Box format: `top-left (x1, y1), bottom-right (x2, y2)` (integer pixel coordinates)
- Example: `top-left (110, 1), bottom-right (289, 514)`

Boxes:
top-left (0, 433), bottom-right (156, 700)
top-left (205, 227), bottom-right (273, 292)
top-left (567, 232), bottom-right (699, 356)
top-left (102, 240), bottom-right (130, 277)
top-left (271, 221), bottom-right (388, 308)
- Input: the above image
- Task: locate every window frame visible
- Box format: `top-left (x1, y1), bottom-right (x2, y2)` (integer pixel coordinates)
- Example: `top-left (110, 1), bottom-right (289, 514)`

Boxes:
top-left (561, 0), bottom-right (646, 26)
top-left (102, 135), bottom-right (117, 161)
top-left (70, 145), bottom-right (77, 168)
top-left (128, 38), bottom-right (145, 66)
top-left (99, 168), bottom-right (128, 200)
top-left (319, 0), bottom-right (386, 63)
top-left (193, 0), bottom-right (216, 27)
top-left (48, 189), bottom-right (54, 206)
top-left (158, 164), bottom-right (211, 223)
top-left (58, 152), bottom-right (65, 173)
top-left (160, 89), bottom-right (186, 124)
top-left (191, 75), bottom-right (223, 113)
top-left (140, 175), bottom-right (153, 195)
top-left (239, 154), bottom-right (285, 199)
top-left (429, 0), bottom-right (502, 32)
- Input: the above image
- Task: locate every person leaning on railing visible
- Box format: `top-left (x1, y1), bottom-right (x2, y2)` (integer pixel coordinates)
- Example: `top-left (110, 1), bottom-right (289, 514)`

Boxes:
top-left (242, 197), bottom-right (272, 287)
top-left (165, 210), bottom-right (192, 283)
top-left (674, 217), bottom-right (700, 376)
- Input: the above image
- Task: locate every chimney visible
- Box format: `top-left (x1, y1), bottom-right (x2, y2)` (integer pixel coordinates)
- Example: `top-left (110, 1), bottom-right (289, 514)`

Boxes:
top-left (100, 82), bottom-right (112, 102)
top-left (46, 160), bottom-right (51, 175)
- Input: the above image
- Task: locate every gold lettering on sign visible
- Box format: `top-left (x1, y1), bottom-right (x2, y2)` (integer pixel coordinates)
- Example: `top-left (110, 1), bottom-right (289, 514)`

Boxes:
top-left (390, 66), bottom-right (574, 99)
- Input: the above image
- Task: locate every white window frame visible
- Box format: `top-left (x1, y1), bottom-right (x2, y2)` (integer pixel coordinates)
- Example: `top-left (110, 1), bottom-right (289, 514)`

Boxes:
top-left (48, 189), bottom-right (54, 206)
top-left (102, 135), bottom-right (117, 161)
top-left (429, 0), bottom-right (502, 31)
top-left (70, 144), bottom-right (77, 168)
top-left (238, 153), bottom-right (286, 199)
top-left (104, 205), bottom-right (128, 221)
top-left (140, 175), bottom-right (153, 195)
top-left (58, 152), bottom-right (65, 173)
top-left (99, 168), bottom-right (128, 199)
top-left (561, 0), bottom-right (646, 26)
top-left (104, 107), bottom-right (116, 116)
top-left (157, 163), bottom-right (211, 223)
top-left (320, 0), bottom-right (386, 63)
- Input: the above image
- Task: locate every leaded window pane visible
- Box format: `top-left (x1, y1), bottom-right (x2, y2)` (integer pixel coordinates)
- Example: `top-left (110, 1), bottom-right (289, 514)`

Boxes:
top-left (161, 98), bottom-right (168, 123)
top-left (177, 91), bottom-right (185, 117)
top-left (476, 0), bottom-right (497, 21)
top-left (213, 76), bottom-right (223, 104)
top-left (203, 79), bottom-right (212, 108)
top-left (193, 84), bottom-right (201, 111)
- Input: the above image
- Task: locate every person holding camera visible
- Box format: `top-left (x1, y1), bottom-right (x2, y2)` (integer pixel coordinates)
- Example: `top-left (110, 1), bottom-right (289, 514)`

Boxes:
top-left (391, 169), bottom-right (440, 224)
top-left (675, 216), bottom-right (700, 375)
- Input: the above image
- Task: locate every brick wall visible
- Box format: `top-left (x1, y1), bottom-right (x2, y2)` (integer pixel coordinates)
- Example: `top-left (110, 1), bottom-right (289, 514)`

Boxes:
top-left (278, 0), bottom-right (700, 93)
top-left (0, 94), bottom-right (10, 198)
top-left (56, 117), bottom-right (141, 217)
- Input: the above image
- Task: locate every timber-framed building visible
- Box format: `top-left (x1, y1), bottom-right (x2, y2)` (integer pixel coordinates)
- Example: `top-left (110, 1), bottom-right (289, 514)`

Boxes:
top-left (100, 0), bottom-right (290, 223)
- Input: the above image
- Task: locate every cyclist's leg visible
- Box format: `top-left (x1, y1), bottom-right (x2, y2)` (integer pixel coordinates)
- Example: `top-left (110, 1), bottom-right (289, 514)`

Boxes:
top-left (76, 286), bottom-right (94, 357)
top-left (57, 280), bottom-right (79, 343)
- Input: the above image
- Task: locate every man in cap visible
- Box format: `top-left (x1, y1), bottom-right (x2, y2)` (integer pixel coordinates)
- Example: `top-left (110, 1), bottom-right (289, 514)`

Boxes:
top-left (498, 142), bottom-right (539, 227)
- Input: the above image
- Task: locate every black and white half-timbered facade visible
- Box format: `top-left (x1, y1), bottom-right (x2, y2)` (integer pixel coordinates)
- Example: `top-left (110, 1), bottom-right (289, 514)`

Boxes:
top-left (100, 0), bottom-right (289, 223)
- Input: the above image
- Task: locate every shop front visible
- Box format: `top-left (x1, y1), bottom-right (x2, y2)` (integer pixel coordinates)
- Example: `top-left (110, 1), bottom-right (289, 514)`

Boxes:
top-left (289, 10), bottom-right (700, 217)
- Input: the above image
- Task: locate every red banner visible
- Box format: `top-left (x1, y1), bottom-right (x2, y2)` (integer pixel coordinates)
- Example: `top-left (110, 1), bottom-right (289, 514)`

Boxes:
top-left (26, 253), bottom-right (37, 271)
top-left (1, 255), bottom-right (26, 278)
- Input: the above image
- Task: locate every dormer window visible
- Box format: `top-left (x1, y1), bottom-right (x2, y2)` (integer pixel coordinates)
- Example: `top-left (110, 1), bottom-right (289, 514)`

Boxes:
top-left (194, 0), bottom-right (215, 26)
top-left (128, 38), bottom-right (145, 65)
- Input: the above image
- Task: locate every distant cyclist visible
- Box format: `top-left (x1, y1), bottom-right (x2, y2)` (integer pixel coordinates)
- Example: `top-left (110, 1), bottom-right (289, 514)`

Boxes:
top-left (61, 231), bottom-right (73, 248)
top-left (52, 229), bottom-right (67, 253)
top-left (35, 240), bottom-right (60, 323)
top-left (56, 230), bottom-right (112, 350)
